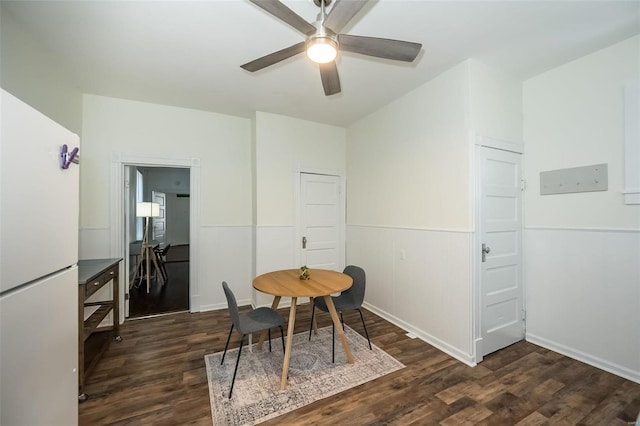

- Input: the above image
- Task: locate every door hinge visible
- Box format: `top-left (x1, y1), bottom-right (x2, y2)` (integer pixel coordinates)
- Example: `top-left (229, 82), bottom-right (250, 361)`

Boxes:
top-left (520, 179), bottom-right (526, 191)
top-left (522, 309), bottom-right (526, 321)
top-left (125, 293), bottom-right (130, 300)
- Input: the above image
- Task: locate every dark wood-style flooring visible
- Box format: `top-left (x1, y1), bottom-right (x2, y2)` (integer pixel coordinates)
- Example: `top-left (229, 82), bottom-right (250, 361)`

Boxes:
top-left (129, 245), bottom-right (189, 318)
top-left (79, 304), bottom-right (640, 425)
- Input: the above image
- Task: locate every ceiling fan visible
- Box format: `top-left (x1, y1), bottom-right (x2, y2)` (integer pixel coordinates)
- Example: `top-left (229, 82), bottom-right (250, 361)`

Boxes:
top-left (241, 0), bottom-right (422, 96)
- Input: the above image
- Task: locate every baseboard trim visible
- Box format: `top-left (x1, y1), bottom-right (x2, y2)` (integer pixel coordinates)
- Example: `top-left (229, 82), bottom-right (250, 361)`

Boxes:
top-left (526, 333), bottom-right (640, 385)
top-left (199, 302), bottom-right (229, 312)
top-left (363, 302), bottom-right (476, 367)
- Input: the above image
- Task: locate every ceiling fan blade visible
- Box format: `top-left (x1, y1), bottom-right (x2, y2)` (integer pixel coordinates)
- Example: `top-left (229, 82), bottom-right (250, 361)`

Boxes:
top-left (338, 34), bottom-right (422, 62)
top-left (241, 42), bottom-right (306, 72)
top-left (323, 0), bottom-right (368, 34)
top-left (249, 0), bottom-right (315, 35)
top-left (319, 61), bottom-right (341, 96)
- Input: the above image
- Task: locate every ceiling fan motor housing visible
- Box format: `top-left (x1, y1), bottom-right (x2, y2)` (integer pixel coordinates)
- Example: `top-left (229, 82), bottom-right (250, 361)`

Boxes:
top-left (313, 0), bottom-right (332, 7)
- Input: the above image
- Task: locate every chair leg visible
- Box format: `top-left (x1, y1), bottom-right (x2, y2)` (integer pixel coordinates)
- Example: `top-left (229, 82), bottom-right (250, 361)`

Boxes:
top-left (340, 312), bottom-right (345, 330)
top-left (229, 334), bottom-right (245, 399)
top-left (308, 304), bottom-right (315, 341)
top-left (221, 324), bottom-right (234, 365)
top-left (268, 328), bottom-right (272, 352)
top-left (358, 308), bottom-right (372, 350)
top-left (160, 262), bottom-right (168, 281)
top-left (279, 326), bottom-right (285, 352)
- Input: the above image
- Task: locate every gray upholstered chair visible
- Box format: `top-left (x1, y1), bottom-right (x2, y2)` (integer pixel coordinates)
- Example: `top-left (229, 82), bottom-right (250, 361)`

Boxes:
top-left (221, 281), bottom-right (285, 398)
top-left (308, 265), bottom-right (371, 362)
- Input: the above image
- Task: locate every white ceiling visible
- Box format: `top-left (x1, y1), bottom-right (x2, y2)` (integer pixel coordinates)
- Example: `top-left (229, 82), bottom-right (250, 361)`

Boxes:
top-left (4, 0), bottom-right (639, 127)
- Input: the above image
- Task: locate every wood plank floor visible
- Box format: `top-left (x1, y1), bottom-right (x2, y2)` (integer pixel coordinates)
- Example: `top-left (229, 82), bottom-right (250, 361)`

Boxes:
top-left (129, 261), bottom-right (190, 318)
top-left (79, 304), bottom-right (640, 425)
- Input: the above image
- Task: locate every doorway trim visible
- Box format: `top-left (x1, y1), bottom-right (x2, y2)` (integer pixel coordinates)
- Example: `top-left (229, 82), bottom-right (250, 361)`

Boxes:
top-left (472, 132), bottom-right (524, 364)
top-left (110, 153), bottom-right (201, 323)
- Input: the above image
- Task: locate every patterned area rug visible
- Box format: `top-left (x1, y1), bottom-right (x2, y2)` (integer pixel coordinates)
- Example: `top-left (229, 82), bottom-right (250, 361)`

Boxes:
top-left (205, 325), bottom-right (405, 425)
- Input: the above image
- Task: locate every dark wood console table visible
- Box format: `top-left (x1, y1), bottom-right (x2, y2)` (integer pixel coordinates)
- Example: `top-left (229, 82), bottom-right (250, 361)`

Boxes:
top-left (78, 258), bottom-right (122, 401)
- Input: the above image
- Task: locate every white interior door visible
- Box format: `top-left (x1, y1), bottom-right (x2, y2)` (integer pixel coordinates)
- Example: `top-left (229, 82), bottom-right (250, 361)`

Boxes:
top-left (299, 173), bottom-right (344, 271)
top-left (480, 146), bottom-right (524, 356)
top-left (152, 190), bottom-right (166, 244)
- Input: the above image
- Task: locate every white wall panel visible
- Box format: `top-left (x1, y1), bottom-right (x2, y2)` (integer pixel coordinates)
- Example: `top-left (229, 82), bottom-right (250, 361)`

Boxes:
top-left (468, 59), bottom-right (523, 145)
top-left (346, 62), bottom-right (471, 231)
top-left (79, 228), bottom-right (111, 260)
top-left (347, 225), bottom-right (474, 365)
top-left (523, 35), bottom-right (640, 385)
top-left (198, 225), bottom-right (253, 311)
top-left (523, 35), bottom-right (640, 229)
top-left (82, 95), bottom-right (252, 228)
top-left (254, 226), bottom-right (296, 307)
top-left (254, 112), bottom-right (346, 226)
top-left (0, 8), bottom-right (83, 135)
top-left (525, 228), bottom-right (640, 383)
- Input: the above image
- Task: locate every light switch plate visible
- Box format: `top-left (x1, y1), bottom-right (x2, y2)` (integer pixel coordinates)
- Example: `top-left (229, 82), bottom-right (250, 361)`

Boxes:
top-left (540, 163), bottom-right (608, 195)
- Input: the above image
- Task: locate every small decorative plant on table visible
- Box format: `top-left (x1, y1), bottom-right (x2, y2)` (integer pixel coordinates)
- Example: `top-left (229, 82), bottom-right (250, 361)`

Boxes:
top-left (299, 265), bottom-right (310, 280)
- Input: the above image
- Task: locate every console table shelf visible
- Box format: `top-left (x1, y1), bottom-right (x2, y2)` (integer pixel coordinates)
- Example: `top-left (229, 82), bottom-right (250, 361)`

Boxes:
top-left (78, 258), bottom-right (122, 401)
top-left (83, 302), bottom-right (114, 340)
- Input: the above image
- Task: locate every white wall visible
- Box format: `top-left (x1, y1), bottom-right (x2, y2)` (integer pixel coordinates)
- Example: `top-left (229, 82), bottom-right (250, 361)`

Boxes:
top-left (254, 111), bottom-right (347, 225)
top-left (253, 111), bottom-right (347, 306)
top-left (139, 167), bottom-right (191, 245)
top-left (139, 166), bottom-right (190, 199)
top-left (346, 59), bottom-right (523, 365)
top-left (347, 62), bottom-right (475, 363)
top-left (348, 62), bottom-right (471, 230)
top-left (468, 59), bottom-right (523, 147)
top-left (523, 35), bottom-right (640, 383)
top-left (81, 94), bottom-right (254, 310)
top-left (0, 6), bottom-right (82, 135)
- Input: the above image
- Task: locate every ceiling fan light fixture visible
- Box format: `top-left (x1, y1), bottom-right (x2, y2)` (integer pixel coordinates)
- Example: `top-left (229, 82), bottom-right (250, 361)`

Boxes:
top-left (306, 36), bottom-right (338, 64)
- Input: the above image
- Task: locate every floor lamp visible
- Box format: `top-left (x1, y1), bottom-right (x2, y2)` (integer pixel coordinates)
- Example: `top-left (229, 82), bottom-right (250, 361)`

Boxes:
top-left (133, 202), bottom-right (163, 293)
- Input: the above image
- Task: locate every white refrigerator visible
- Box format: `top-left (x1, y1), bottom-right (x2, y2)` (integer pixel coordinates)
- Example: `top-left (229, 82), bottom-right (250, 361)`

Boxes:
top-left (0, 89), bottom-right (80, 426)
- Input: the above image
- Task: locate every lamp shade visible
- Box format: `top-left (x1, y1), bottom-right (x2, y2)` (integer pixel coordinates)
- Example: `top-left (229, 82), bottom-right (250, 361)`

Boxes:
top-left (136, 202), bottom-right (160, 218)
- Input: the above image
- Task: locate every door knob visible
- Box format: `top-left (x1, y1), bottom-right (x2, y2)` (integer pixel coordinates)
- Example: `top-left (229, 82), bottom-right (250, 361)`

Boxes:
top-left (482, 243), bottom-right (491, 262)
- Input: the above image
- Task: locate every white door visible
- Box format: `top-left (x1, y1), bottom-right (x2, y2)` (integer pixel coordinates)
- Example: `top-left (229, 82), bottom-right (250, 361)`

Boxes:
top-left (480, 146), bottom-right (524, 356)
top-left (152, 190), bottom-right (166, 244)
top-left (299, 173), bottom-right (344, 270)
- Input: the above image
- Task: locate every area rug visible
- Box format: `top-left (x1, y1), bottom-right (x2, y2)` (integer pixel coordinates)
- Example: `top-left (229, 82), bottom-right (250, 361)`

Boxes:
top-left (205, 325), bottom-right (405, 425)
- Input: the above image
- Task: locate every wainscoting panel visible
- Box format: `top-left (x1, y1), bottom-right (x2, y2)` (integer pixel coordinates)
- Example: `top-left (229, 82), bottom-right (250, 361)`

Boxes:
top-left (525, 227), bottom-right (640, 383)
top-left (255, 226), bottom-right (296, 307)
top-left (347, 225), bottom-right (474, 365)
top-left (198, 225), bottom-right (253, 311)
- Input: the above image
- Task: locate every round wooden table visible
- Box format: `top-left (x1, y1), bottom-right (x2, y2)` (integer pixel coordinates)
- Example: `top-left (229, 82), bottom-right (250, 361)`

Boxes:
top-left (253, 268), bottom-right (354, 390)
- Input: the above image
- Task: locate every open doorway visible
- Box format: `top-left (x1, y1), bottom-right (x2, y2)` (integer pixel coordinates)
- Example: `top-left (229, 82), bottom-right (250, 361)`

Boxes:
top-left (126, 166), bottom-right (190, 318)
